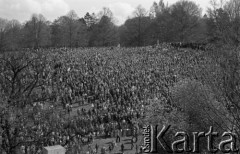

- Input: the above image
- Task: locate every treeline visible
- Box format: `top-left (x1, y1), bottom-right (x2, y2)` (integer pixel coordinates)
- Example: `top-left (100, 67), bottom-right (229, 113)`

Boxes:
top-left (0, 0), bottom-right (240, 50)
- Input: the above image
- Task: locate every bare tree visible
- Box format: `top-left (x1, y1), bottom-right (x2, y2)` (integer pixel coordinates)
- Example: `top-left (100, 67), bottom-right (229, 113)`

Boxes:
top-left (207, 0), bottom-right (240, 46)
top-left (133, 5), bottom-right (148, 46)
top-left (150, 0), bottom-right (166, 18)
top-left (98, 7), bottom-right (113, 20)
top-left (224, 0), bottom-right (240, 46)
top-left (4, 20), bottom-right (22, 50)
top-left (33, 14), bottom-right (46, 49)
top-left (170, 0), bottom-right (202, 42)
top-left (0, 52), bottom-right (50, 154)
top-left (66, 10), bottom-right (79, 48)
top-left (0, 18), bottom-right (8, 51)
top-left (23, 14), bottom-right (49, 49)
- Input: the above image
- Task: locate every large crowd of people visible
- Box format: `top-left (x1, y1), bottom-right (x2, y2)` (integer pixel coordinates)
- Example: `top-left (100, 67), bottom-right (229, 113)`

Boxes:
top-left (170, 42), bottom-right (208, 51)
top-left (0, 45), bottom-right (210, 154)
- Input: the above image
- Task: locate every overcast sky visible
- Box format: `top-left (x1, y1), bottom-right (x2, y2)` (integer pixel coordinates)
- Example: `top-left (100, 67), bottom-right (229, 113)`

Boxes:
top-left (0, 0), bottom-right (211, 25)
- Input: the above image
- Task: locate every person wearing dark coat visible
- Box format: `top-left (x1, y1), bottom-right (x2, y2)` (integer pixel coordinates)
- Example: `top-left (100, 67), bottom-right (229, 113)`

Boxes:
top-left (121, 143), bottom-right (125, 154)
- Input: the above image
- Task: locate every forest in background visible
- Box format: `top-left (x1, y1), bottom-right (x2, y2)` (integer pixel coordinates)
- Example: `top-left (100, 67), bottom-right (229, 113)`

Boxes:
top-left (1, 0), bottom-right (240, 50)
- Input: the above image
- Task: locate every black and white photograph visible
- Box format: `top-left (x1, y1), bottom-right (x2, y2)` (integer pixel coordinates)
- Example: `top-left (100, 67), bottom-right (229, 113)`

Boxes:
top-left (0, 0), bottom-right (240, 153)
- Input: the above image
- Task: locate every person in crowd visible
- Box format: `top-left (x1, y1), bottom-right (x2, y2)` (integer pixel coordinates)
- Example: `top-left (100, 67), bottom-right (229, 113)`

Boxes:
top-left (95, 143), bottom-right (99, 153)
top-left (135, 144), bottom-right (139, 154)
top-left (121, 143), bottom-right (125, 154)
top-left (131, 138), bottom-right (134, 150)
top-left (116, 130), bottom-right (121, 143)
